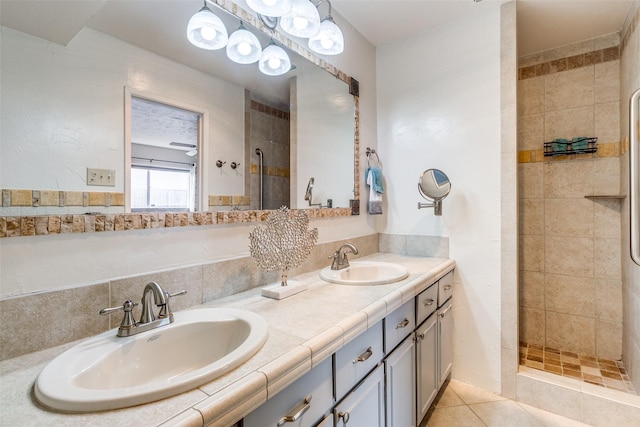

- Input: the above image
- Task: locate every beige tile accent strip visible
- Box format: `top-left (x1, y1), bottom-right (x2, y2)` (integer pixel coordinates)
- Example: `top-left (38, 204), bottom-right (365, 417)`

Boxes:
top-left (1, 189), bottom-right (125, 207)
top-left (518, 142), bottom-right (620, 163)
top-left (248, 164), bottom-right (290, 177)
top-left (209, 195), bottom-right (251, 207)
top-left (518, 46), bottom-right (619, 81)
top-left (0, 212), bottom-right (215, 238)
top-left (250, 99), bottom-right (290, 120)
top-left (0, 208), bottom-right (352, 238)
top-left (216, 207), bottom-right (351, 224)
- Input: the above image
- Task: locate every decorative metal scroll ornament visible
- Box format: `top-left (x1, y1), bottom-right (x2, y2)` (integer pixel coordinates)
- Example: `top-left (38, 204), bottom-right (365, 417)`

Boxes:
top-left (249, 207), bottom-right (318, 286)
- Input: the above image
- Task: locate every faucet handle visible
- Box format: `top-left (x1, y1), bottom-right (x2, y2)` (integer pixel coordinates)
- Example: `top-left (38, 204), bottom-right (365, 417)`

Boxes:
top-left (99, 300), bottom-right (138, 329)
top-left (329, 251), bottom-right (341, 269)
top-left (158, 290), bottom-right (187, 319)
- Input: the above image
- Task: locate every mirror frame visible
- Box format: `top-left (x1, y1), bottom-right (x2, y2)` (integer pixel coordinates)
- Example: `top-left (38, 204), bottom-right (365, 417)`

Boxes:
top-left (418, 169), bottom-right (451, 201)
top-left (0, 0), bottom-right (360, 239)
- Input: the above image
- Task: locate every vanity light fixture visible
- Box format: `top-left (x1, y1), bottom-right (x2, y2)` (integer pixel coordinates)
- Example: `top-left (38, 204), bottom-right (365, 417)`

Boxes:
top-left (187, 1), bottom-right (228, 50)
top-left (280, 0), bottom-right (321, 38)
top-left (226, 22), bottom-right (263, 64)
top-left (259, 41), bottom-right (292, 76)
top-left (246, 0), bottom-right (292, 17)
top-left (308, 0), bottom-right (343, 55)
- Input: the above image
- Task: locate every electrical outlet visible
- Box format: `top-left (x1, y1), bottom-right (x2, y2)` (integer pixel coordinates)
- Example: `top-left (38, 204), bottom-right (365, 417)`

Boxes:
top-left (87, 168), bottom-right (116, 187)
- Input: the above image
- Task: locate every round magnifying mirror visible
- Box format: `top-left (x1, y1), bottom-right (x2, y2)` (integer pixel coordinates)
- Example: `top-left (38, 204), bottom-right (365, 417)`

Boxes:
top-left (418, 169), bottom-right (451, 201)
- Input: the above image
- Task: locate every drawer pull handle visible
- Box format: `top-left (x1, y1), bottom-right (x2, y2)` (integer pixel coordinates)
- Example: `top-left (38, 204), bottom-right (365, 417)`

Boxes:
top-left (338, 411), bottom-right (350, 424)
top-left (417, 331), bottom-right (425, 340)
top-left (353, 347), bottom-right (373, 364)
top-left (439, 305), bottom-right (452, 317)
top-left (396, 318), bottom-right (410, 329)
top-left (423, 298), bottom-right (434, 306)
top-left (444, 284), bottom-right (452, 291)
top-left (277, 395), bottom-right (312, 426)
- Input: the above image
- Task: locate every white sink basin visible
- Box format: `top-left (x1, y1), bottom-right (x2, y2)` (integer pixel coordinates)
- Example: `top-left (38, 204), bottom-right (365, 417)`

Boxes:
top-left (34, 307), bottom-right (268, 412)
top-left (320, 261), bottom-right (409, 286)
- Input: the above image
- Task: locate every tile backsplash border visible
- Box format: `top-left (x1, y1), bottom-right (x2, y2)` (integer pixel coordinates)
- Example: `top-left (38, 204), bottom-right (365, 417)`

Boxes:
top-left (0, 232), bottom-right (452, 361)
top-left (0, 234), bottom-right (379, 361)
top-left (0, 208), bottom-right (353, 239)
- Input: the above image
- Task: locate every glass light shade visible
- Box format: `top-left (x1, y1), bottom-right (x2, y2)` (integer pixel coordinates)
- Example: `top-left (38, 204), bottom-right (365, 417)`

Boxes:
top-left (259, 44), bottom-right (291, 76)
top-left (280, 0), bottom-right (320, 38)
top-left (226, 26), bottom-right (262, 64)
top-left (246, 0), bottom-right (292, 17)
top-left (308, 17), bottom-right (343, 55)
top-left (187, 6), bottom-right (228, 50)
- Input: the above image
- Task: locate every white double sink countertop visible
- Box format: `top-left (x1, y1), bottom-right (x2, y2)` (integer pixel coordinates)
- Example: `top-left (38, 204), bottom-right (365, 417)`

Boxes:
top-left (0, 253), bottom-right (455, 426)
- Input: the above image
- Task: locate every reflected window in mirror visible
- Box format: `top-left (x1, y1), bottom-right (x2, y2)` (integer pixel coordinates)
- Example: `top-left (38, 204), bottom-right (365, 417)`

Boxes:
top-left (128, 95), bottom-right (203, 212)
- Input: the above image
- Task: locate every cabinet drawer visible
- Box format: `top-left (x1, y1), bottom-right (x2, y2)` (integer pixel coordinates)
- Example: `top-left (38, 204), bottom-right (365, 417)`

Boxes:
top-left (416, 283), bottom-right (438, 325)
top-left (334, 321), bottom-right (383, 401)
top-left (384, 299), bottom-right (415, 353)
top-left (437, 271), bottom-right (453, 306)
top-left (243, 357), bottom-right (333, 427)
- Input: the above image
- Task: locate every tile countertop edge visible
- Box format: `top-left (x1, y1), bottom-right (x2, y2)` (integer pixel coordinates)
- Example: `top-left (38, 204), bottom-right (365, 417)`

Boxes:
top-left (196, 255), bottom-right (455, 426)
top-left (1, 254), bottom-right (455, 427)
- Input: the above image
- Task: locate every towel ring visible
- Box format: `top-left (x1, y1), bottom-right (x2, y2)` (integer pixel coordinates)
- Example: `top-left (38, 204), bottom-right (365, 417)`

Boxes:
top-left (366, 147), bottom-right (381, 168)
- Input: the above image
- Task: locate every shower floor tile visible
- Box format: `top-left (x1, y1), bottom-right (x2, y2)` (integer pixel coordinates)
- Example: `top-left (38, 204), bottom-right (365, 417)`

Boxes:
top-left (519, 342), bottom-right (637, 395)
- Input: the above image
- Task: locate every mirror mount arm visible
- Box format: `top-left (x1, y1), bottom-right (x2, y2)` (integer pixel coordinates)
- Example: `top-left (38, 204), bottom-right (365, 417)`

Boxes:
top-left (417, 199), bottom-right (443, 216)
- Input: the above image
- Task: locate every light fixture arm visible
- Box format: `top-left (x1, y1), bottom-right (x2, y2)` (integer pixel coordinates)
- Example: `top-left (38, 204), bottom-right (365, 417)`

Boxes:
top-left (258, 14), bottom-right (279, 30)
top-left (314, 0), bottom-right (333, 19)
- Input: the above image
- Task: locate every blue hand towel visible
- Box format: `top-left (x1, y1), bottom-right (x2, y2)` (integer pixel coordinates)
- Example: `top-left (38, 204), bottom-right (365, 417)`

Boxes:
top-left (552, 138), bottom-right (567, 153)
top-left (571, 137), bottom-right (588, 151)
top-left (367, 168), bottom-right (383, 215)
top-left (365, 166), bottom-right (384, 194)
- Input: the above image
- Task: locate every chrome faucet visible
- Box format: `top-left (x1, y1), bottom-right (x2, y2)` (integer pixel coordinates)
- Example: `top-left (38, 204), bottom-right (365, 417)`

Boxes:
top-left (100, 281), bottom-right (186, 337)
top-left (329, 243), bottom-right (359, 270)
top-left (140, 281), bottom-right (168, 323)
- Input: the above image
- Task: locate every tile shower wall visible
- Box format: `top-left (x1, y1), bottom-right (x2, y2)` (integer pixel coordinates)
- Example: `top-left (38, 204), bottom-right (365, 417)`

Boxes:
top-left (247, 93), bottom-right (290, 211)
top-left (518, 34), bottom-right (623, 360)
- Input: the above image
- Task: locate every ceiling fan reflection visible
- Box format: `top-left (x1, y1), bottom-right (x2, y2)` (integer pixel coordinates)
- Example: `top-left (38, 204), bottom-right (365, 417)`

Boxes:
top-left (169, 141), bottom-right (197, 157)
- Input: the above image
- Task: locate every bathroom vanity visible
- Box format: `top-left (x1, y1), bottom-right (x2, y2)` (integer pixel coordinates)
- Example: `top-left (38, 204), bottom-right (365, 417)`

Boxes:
top-left (0, 253), bottom-right (454, 426)
top-left (244, 269), bottom-right (454, 427)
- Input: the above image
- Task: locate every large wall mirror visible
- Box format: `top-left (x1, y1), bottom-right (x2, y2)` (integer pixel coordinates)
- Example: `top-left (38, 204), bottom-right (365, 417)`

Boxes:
top-left (0, 0), bottom-right (357, 231)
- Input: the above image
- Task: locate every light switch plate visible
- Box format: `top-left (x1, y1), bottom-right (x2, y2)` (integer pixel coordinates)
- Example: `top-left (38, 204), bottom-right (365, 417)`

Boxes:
top-left (87, 168), bottom-right (115, 186)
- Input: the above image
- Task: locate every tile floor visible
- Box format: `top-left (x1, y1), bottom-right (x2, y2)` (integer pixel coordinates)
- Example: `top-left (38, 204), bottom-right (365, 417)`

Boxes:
top-left (422, 379), bottom-right (593, 427)
top-left (520, 343), bottom-right (636, 395)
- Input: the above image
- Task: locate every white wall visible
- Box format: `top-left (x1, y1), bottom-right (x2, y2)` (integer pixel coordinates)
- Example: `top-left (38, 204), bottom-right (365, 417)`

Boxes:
top-left (376, 8), bottom-right (503, 392)
top-left (0, 26), bottom-right (245, 200)
top-left (0, 14), bottom-right (378, 297)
